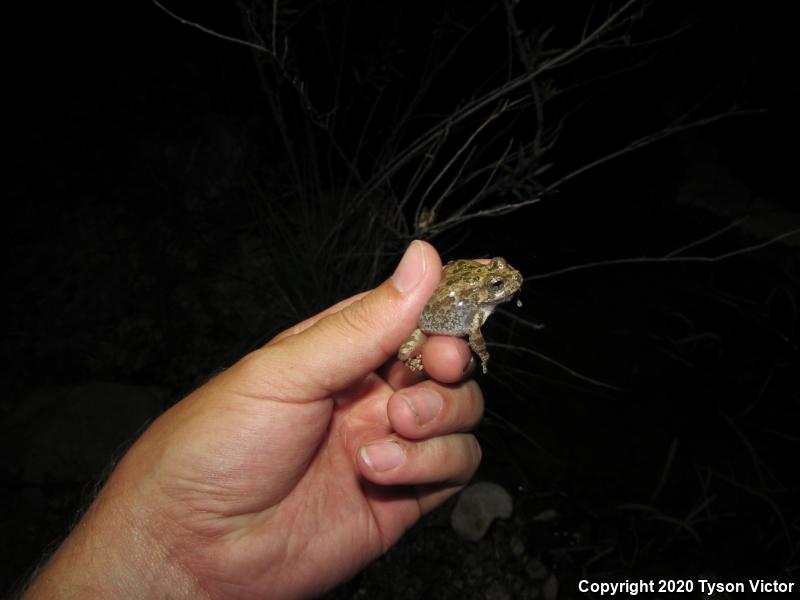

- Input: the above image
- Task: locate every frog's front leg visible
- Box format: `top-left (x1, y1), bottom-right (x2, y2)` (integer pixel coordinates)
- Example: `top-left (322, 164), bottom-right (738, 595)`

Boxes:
top-left (398, 328), bottom-right (427, 371)
top-left (468, 312), bottom-right (490, 374)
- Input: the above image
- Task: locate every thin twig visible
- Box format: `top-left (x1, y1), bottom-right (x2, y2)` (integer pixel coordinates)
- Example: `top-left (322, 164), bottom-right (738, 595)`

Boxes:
top-left (453, 137), bottom-right (516, 219)
top-left (666, 218), bottom-right (749, 257)
top-left (537, 0), bottom-right (642, 73)
top-left (491, 342), bottom-right (621, 390)
top-left (526, 226), bottom-right (800, 282)
top-left (541, 109), bottom-right (765, 194)
top-left (649, 439), bottom-right (678, 504)
top-left (152, 0), bottom-right (271, 54)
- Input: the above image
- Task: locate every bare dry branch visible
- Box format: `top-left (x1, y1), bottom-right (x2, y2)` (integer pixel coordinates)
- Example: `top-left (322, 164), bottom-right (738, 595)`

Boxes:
top-left (491, 342), bottom-right (621, 390)
top-left (526, 226), bottom-right (800, 282)
top-left (152, 0), bottom-right (270, 54)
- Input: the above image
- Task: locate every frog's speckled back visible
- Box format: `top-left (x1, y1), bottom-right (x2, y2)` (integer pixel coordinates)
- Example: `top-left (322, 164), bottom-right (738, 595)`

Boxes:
top-left (419, 258), bottom-right (522, 335)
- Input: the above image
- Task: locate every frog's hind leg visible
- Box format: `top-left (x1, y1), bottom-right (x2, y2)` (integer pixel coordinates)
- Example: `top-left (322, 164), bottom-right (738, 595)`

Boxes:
top-left (468, 314), bottom-right (490, 374)
top-left (398, 328), bottom-right (427, 371)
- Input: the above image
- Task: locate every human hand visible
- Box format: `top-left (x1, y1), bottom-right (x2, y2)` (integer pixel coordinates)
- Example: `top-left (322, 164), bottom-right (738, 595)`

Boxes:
top-left (23, 241), bottom-right (484, 600)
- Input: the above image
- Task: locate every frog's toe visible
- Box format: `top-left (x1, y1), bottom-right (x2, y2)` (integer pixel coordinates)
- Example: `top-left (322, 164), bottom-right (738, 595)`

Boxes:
top-left (405, 355), bottom-right (424, 371)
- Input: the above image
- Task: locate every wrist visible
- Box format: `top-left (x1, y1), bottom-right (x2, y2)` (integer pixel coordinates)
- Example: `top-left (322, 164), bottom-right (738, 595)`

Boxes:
top-left (23, 448), bottom-right (208, 599)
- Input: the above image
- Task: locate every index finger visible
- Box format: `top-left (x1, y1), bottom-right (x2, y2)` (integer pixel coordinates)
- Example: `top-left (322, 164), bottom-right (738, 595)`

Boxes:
top-left (383, 335), bottom-right (475, 389)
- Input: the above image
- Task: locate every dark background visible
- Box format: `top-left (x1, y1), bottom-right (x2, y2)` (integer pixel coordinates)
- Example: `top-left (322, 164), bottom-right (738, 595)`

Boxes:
top-left (3, 1), bottom-right (797, 598)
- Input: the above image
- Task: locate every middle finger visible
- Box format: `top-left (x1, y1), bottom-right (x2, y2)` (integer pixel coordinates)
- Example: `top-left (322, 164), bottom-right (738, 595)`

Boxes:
top-left (387, 379), bottom-right (484, 440)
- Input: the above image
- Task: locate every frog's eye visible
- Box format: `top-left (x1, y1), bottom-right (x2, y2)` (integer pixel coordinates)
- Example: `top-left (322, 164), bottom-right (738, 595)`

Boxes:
top-left (488, 278), bottom-right (504, 289)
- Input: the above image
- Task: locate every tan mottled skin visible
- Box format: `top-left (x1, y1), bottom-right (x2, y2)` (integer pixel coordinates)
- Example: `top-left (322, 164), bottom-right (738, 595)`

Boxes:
top-left (398, 257), bottom-right (523, 374)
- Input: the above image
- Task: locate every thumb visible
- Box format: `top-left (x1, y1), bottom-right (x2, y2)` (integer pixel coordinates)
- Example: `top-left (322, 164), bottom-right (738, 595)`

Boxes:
top-left (254, 241), bottom-right (442, 400)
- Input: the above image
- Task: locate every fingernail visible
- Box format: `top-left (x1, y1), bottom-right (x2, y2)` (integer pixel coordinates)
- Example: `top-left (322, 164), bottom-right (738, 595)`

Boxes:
top-left (391, 240), bottom-right (426, 293)
top-left (401, 389), bottom-right (442, 426)
top-left (360, 442), bottom-right (404, 472)
top-left (463, 355), bottom-right (475, 374)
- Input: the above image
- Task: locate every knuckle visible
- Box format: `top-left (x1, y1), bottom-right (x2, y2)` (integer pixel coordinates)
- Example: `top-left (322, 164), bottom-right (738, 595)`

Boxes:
top-left (332, 298), bottom-right (382, 342)
top-left (444, 380), bottom-right (484, 430)
top-left (464, 380), bottom-right (485, 414)
top-left (469, 435), bottom-right (483, 464)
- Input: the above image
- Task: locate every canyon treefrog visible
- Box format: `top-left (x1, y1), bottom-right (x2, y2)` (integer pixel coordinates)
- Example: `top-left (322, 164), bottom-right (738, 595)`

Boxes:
top-left (398, 257), bottom-right (523, 374)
